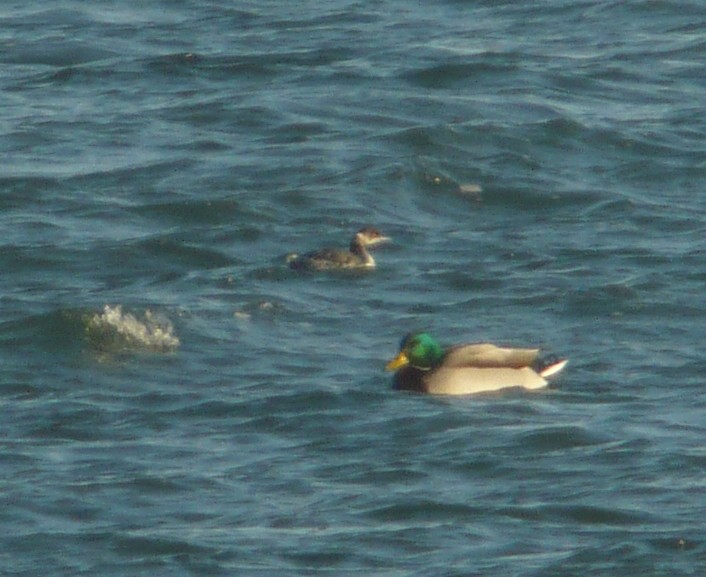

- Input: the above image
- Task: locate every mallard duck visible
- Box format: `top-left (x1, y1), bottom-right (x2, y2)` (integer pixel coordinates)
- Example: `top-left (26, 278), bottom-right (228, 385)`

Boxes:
top-left (287, 227), bottom-right (390, 271)
top-left (385, 332), bottom-right (567, 395)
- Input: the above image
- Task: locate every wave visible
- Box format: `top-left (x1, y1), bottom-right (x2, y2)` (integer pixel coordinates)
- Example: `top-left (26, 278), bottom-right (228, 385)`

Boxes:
top-left (85, 305), bottom-right (179, 353)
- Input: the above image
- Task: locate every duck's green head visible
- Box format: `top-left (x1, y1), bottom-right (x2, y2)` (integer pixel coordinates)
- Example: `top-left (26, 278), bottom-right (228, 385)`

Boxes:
top-left (385, 332), bottom-right (444, 371)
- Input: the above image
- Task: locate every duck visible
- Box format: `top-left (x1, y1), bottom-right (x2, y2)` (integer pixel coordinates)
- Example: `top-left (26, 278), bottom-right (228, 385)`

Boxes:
top-left (287, 227), bottom-right (390, 271)
top-left (385, 332), bottom-right (567, 395)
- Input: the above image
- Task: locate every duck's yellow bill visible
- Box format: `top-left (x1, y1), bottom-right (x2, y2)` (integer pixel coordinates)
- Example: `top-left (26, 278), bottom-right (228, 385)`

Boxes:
top-left (385, 352), bottom-right (409, 371)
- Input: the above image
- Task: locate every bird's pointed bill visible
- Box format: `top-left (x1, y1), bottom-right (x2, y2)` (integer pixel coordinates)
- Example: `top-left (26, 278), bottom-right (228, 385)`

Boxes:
top-left (385, 351), bottom-right (409, 371)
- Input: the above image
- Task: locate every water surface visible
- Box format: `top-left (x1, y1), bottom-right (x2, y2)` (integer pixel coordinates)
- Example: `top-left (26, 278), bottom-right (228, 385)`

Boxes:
top-left (2, 1), bottom-right (706, 575)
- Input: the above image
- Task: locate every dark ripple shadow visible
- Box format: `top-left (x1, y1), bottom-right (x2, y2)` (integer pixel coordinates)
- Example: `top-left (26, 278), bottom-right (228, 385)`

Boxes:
top-left (147, 48), bottom-right (357, 83)
top-left (59, 158), bottom-right (196, 187)
top-left (0, 176), bottom-right (59, 207)
top-left (538, 536), bottom-right (700, 576)
top-left (514, 425), bottom-right (612, 453)
top-left (112, 533), bottom-right (213, 558)
top-left (401, 58), bottom-right (519, 89)
top-left (565, 282), bottom-right (643, 317)
top-left (135, 198), bottom-right (244, 225)
top-left (28, 405), bottom-right (121, 443)
top-left (0, 309), bottom-right (88, 353)
top-left (501, 502), bottom-right (653, 527)
top-left (85, 235), bottom-right (237, 292)
top-left (365, 500), bottom-right (482, 524)
top-left (1, 36), bottom-right (117, 68)
top-left (135, 236), bottom-right (233, 269)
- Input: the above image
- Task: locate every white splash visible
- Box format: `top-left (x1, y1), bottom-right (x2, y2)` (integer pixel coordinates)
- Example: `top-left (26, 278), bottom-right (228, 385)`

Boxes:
top-left (86, 305), bottom-right (180, 352)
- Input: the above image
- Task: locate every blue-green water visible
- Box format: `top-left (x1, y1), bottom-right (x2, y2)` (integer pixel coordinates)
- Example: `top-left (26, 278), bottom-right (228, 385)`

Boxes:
top-left (2, 2), bottom-right (706, 575)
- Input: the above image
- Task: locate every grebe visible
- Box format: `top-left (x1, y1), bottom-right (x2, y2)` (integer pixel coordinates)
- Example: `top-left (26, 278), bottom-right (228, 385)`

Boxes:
top-left (287, 227), bottom-right (390, 271)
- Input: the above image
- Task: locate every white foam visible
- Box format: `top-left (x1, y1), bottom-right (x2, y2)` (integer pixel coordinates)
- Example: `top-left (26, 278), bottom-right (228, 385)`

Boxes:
top-left (86, 305), bottom-right (180, 352)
